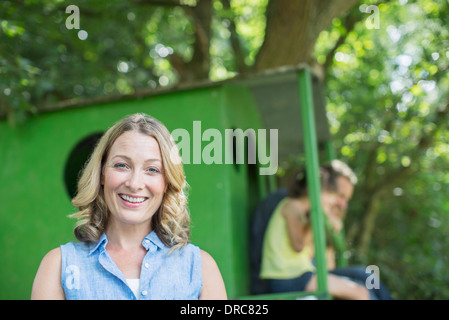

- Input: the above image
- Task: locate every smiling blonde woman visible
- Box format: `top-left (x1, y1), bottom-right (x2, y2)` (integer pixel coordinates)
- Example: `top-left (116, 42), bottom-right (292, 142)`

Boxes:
top-left (31, 113), bottom-right (227, 300)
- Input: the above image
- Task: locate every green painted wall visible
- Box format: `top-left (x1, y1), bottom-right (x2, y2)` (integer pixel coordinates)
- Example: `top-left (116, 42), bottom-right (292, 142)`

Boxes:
top-left (0, 84), bottom-right (266, 299)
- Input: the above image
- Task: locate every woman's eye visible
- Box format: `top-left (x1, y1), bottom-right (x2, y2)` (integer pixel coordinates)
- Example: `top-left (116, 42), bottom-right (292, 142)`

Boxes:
top-left (114, 163), bottom-right (127, 169)
top-left (147, 167), bottom-right (160, 174)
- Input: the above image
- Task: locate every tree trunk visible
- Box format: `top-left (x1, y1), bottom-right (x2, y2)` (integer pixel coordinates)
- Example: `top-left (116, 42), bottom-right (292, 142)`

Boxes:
top-left (176, 0), bottom-right (213, 82)
top-left (253, 0), bottom-right (359, 70)
top-left (357, 193), bottom-right (382, 255)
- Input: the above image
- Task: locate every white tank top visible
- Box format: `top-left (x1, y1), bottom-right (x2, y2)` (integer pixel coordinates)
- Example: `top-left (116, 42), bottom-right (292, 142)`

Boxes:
top-left (126, 279), bottom-right (140, 300)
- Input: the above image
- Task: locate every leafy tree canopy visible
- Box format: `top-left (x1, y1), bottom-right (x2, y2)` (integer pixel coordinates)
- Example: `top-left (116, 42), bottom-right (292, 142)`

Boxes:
top-left (314, 0), bottom-right (449, 299)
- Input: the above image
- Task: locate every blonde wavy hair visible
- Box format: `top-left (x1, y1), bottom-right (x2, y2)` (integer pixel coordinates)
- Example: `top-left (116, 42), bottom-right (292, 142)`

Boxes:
top-left (70, 113), bottom-right (190, 250)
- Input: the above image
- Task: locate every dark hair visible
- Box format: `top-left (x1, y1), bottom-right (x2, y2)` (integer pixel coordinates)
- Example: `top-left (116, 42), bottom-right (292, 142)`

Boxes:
top-left (287, 165), bottom-right (340, 198)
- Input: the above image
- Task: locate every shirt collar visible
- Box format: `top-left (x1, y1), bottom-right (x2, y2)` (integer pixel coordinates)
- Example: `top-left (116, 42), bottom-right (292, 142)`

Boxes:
top-left (142, 231), bottom-right (167, 253)
top-left (88, 231), bottom-right (166, 255)
top-left (88, 233), bottom-right (108, 256)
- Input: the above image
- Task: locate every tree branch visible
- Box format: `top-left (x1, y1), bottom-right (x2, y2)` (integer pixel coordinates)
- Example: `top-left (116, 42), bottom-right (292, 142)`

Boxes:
top-left (179, 0), bottom-right (213, 82)
top-left (220, 0), bottom-right (248, 73)
top-left (323, 6), bottom-right (359, 72)
top-left (254, 0), bottom-right (360, 70)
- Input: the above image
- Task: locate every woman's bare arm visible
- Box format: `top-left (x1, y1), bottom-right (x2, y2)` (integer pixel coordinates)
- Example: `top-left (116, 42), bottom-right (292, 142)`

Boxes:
top-left (282, 200), bottom-right (311, 252)
top-left (199, 250), bottom-right (227, 300)
top-left (31, 247), bottom-right (65, 300)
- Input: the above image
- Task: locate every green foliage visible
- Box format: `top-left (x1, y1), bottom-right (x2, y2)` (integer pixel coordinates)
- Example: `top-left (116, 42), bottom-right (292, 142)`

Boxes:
top-left (374, 171), bottom-right (449, 299)
top-left (210, 0), bottom-right (267, 79)
top-left (314, 0), bottom-right (449, 299)
top-left (0, 0), bottom-right (268, 123)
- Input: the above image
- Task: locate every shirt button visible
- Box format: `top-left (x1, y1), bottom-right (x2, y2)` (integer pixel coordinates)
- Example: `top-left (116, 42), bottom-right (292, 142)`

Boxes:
top-left (144, 239), bottom-right (150, 244)
top-left (141, 290), bottom-right (148, 296)
top-left (144, 263), bottom-right (150, 268)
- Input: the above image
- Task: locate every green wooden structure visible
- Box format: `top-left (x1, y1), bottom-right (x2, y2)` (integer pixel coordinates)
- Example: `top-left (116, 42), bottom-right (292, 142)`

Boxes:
top-left (0, 66), bottom-right (334, 299)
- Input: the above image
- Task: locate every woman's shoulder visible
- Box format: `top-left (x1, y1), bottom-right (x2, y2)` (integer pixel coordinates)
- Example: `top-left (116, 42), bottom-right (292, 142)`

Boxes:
top-left (41, 247), bottom-right (62, 266)
top-left (31, 247), bottom-right (64, 299)
top-left (198, 249), bottom-right (227, 299)
top-left (199, 249), bottom-right (218, 270)
top-left (58, 240), bottom-right (98, 268)
top-left (60, 239), bottom-right (89, 249)
top-left (199, 250), bottom-right (220, 282)
top-left (37, 241), bottom-right (83, 273)
top-left (37, 240), bottom-right (85, 274)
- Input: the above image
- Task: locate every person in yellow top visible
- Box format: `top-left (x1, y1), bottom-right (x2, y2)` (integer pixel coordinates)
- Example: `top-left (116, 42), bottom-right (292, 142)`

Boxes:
top-left (260, 160), bottom-right (393, 300)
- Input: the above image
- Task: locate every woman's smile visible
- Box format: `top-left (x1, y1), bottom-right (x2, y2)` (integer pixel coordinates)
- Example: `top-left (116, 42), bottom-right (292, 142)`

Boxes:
top-left (118, 193), bottom-right (148, 207)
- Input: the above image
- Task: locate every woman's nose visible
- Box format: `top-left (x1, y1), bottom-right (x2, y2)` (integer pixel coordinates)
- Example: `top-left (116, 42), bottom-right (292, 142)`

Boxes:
top-left (126, 171), bottom-right (144, 191)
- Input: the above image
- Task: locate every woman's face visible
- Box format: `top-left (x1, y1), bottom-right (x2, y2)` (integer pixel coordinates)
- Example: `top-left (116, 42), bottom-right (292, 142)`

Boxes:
top-left (101, 131), bottom-right (167, 228)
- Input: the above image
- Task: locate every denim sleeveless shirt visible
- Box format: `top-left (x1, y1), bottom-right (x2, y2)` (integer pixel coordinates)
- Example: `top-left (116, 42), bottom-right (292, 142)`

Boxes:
top-left (60, 231), bottom-right (202, 300)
